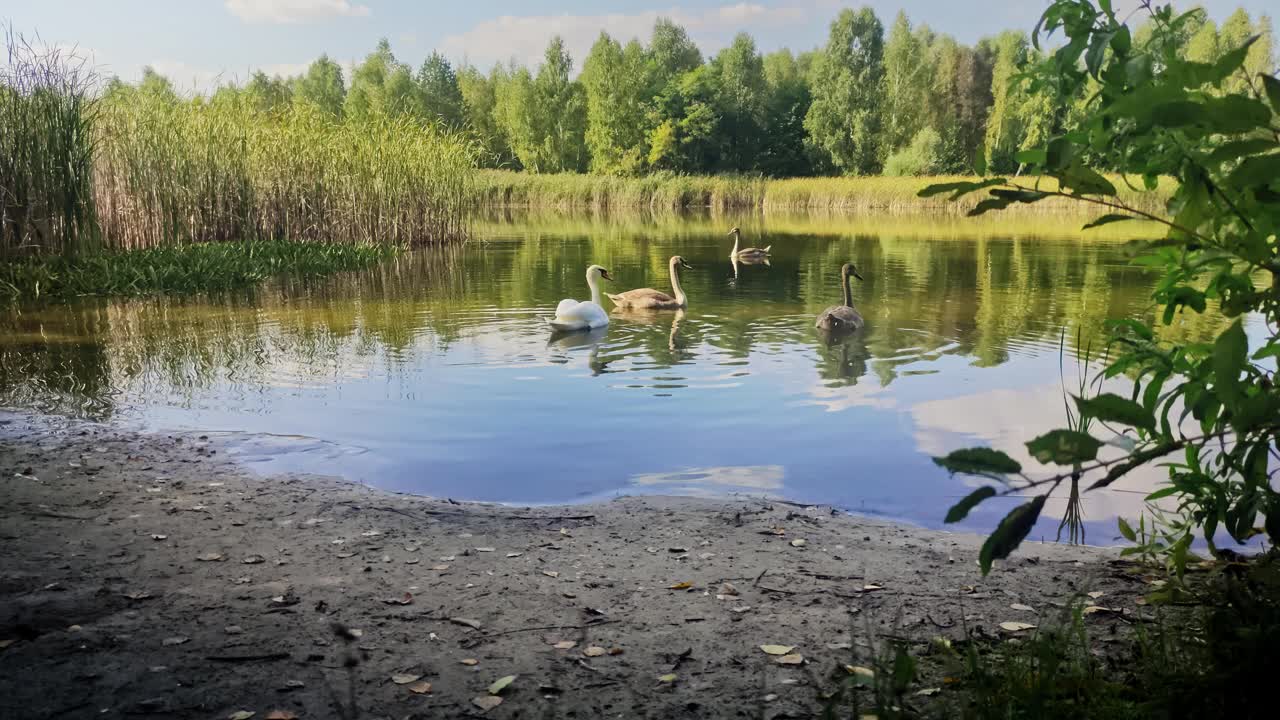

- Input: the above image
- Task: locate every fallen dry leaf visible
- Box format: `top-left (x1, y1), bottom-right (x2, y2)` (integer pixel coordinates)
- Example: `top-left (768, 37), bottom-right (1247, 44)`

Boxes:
top-left (668, 581), bottom-right (693, 590)
top-left (471, 696), bottom-right (502, 712)
top-left (1087, 591), bottom-right (1105, 599)
top-left (123, 591), bottom-right (153, 601)
top-left (228, 712), bottom-right (254, 720)
top-left (553, 640), bottom-right (577, 650)
top-left (162, 636), bottom-right (189, 646)
top-left (450, 617), bottom-right (482, 630)
top-left (391, 673), bottom-right (421, 685)
top-left (863, 584), bottom-right (884, 591)
top-left (845, 665), bottom-right (875, 679)
top-left (790, 539), bottom-right (807, 548)
top-left (775, 653), bottom-right (804, 665)
top-left (475, 547), bottom-right (496, 553)
top-left (242, 555), bottom-right (265, 564)
top-left (719, 582), bottom-right (739, 596)
top-left (488, 674), bottom-right (517, 695)
top-left (999, 621), bottom-right (1037, 632)
top-left (542, 570), bottom-right (559, 578)
top-left (1083, 605), bottom-right (1115, 615)
top-left (461, 658), bottom-right (479, 666)
top-left (506, 552), bottom-right (523, 558)
top-left (1010, 603), bottom-right (1034, 612)
top-left (408, 680), bottom-right (432, 694)
top-left (361, 530), bottom-right (382, 537)
top-left (196, 553), bottom-right (224, 562)
top-left (281, 680), bottom-right (305, 690)
top-left (730, 606), bottom-right (751, 613)
top-left (383, 593), bottom-right (413, 606)
top-left (657, 673), bottom-right (677, 683)
top-left (608, 647), bottom-right (624, 656)
top-left (265, 712), bottom-right (297, 720)
top-left (431, 564), bottom-right (450, 571)
top-left (760, 645), bottom-right (795, 656)
top-left (583, 646), bottom-right (606, 657)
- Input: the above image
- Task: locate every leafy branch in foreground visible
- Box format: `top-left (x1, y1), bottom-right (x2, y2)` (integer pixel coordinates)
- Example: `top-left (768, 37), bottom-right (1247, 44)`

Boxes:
top-left (924, 0), bottom-right (1280, 575)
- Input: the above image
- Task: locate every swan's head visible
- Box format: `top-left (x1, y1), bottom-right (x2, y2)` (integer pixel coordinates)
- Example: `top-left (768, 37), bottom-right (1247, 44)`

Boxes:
top-left (726, 226), bottom-right (741, 236)
top-left (587, 264), bottom-right (612, 281)
top-left (671, 256), bottom-right (693, 269)
top-left (841, 262), bottom-right (864, 281)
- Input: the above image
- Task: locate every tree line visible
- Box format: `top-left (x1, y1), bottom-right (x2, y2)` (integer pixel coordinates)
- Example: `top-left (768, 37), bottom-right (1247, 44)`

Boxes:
top-left (130, 5), bottom-right (1275, 178)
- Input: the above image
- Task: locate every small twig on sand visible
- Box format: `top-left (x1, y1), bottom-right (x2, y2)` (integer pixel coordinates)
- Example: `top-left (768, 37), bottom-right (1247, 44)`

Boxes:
top-left (25, 510), bottom-right (98, 520)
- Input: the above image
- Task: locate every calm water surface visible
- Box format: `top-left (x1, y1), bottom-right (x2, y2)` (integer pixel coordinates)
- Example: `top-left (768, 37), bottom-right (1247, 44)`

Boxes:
top-left (0, 211), bottom-right (1235, 543)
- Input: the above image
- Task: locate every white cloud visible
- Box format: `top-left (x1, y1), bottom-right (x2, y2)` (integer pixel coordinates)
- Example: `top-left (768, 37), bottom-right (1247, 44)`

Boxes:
top-left (440, 2), bottom-right (810, 71)
top-left (225, 0), bottom-right (371, 25)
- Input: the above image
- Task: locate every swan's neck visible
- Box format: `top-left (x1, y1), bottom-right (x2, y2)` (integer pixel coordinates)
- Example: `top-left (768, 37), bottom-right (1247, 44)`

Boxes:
top-left (587, 271), bottom-right (602, 306)
top-left (731, 234), bottom-right (740, 256)
top-left (842, 271), bottom-right (853, 308)
top-left (669, 260), bottom-right (687, 306)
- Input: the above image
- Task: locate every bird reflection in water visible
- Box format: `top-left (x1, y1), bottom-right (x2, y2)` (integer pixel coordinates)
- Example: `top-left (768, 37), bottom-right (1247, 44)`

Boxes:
top-left (815, 325), bottom-right (871, 384)
top-left (729, 253), bottom-right (770, 285)
top-left (547, 327), bottom-right (611, 375)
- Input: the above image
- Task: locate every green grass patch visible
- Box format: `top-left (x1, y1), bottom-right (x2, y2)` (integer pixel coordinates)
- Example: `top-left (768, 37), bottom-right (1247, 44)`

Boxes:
top-left (476, 170), bottom-right (1173, 215)
top-left (1, 240), bottom-right (396, 303)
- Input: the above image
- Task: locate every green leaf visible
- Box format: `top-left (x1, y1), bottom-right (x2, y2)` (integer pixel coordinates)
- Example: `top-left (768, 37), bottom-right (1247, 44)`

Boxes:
top-left (1146, 486), bottom-right (1181, 501)
top-left (1085, 31), bottom-right (1111, 79)
top-left (990, 188), bottom-right (1048, 203)
top-left (1207, 138), bottom-right (1279, 164)
top-left (1026, 430), bottom-right (1104, 465)
top-left (1117, 517), bottom-right (1137, 542)
top-left (1109, 25), bottom-right (1131, 55)
top-left (1150, 100), bottom-right (1208, 128)
top-left (1059, 164), bottom-right (1117, 196)
top-left (945, 487), bottom-right (999, 524)
top-left (1228, 153), bottom-right (1280, 188)
top-left (1212, 319), bottom-right (1247, 403)
top-left (1263, 74), bottom-right (1280, 115)
top-left (1081, 213), bottom-right (1135, 230)
top-left (934, 448), bottom-right (1022, 476)
top-left (1202, 95), bottom-right (1273, 134)
top-left (1014, 149), bottom-right (1047, 165)
top-left (967, 197), bottom-right (1013, 216)
top-left (1074, 393), bottom-right (1156, 431)
top-left (978, 495), bottom-right (1047, 575)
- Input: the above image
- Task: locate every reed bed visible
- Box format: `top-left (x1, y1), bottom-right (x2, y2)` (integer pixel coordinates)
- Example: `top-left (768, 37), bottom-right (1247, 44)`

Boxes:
top-left (476, 170), bottom-right (1173, 216)
top-left (94, 92), bottom-right (476, 250)
top-left (0, 29), bottom-right (98, 257)
top-left (0, 240), bottom-right (396, 302)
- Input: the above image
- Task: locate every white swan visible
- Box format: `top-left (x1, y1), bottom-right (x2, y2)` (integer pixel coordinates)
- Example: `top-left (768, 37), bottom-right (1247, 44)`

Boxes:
top-left (546, 264), bottom-right (612, 332)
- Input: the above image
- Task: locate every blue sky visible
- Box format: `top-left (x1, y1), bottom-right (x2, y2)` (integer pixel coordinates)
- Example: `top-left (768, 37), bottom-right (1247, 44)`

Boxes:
top-left (3, 1), bottom-right (1273, 92)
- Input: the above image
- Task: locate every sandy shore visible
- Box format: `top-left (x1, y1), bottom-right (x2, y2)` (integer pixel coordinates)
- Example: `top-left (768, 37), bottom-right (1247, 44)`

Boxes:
top-left (0, 409), bottom-right (1144, 719)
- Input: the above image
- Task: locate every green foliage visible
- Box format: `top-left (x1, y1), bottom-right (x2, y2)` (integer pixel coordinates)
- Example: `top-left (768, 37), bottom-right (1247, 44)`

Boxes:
top-left (582, 34), bottom-right (652, 175)
top-left (805, 7), bottom-right (886, 174)
top-left (1, 240), bottom-right (395, 302)
top-left (883, 127), bottom-right (943, 176)
top-left (928, 0), bottom-right (1280, 572)
top-left (292, 55), bottom-right (346, 118)
top-left (495, 37), bottom-right (588, 173)
top-left (417, 52), bottom-right (465, 128)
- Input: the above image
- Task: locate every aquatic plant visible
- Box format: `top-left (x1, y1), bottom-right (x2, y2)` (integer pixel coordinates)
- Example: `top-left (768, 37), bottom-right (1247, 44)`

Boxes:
top-left (0, 240), bottom-right (395, 302)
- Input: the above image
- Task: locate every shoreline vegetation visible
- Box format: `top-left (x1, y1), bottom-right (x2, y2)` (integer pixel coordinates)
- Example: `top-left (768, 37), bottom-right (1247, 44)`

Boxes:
top-left (0, 240), bottom-right (396, 303)
top-left (474, 169), bottom-right (1174, 214)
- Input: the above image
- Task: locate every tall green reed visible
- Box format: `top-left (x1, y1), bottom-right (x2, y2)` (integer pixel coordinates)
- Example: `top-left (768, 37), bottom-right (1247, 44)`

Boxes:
top-left (94, 89), bottom-right (476, 249)
top-left (0, 27), bottom-right (99, 257)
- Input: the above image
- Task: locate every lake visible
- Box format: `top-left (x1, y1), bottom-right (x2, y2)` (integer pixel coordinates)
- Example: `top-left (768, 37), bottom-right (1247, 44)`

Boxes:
top-left (0, 210), bottom-right (1232, 544)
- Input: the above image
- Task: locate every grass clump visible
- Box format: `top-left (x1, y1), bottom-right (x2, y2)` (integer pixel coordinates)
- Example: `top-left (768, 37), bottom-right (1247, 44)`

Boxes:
top-left (1, 240), bottom-right (396, 302)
